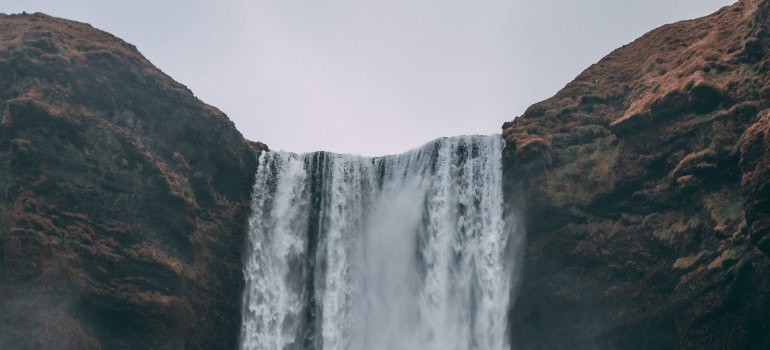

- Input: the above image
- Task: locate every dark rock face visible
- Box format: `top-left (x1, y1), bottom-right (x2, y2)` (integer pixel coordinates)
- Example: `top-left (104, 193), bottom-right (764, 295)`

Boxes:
top-left (0, 13), bottom-right (259, 349)
top-left (503, 0), bottom-right (770, 348)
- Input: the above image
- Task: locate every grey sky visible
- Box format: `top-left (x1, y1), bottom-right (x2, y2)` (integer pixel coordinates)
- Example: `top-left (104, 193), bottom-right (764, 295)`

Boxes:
top-left (3, 0), bottom-right (734, 156)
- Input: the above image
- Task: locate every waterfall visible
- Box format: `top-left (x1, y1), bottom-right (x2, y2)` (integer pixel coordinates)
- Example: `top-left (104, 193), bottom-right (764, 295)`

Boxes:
top-left (241, 135), bottom-right (522, 350)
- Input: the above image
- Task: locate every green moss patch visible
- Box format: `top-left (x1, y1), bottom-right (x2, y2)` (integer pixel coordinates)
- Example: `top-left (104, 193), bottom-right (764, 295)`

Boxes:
top-left (718, 201), bottom-right (743, 221)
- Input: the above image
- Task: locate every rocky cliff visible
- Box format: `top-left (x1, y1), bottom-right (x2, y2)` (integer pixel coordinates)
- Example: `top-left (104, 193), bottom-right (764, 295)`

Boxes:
top-left (0, 13), bottom-right (263, 349)
top-left (3, 1), bottom-right (770, 349)
top-left (503, 0), bottom-right (770, 348)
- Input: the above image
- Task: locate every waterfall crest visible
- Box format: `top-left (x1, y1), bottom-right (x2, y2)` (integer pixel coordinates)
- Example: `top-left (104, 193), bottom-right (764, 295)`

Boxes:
top-left (241, 135), bottom-right (522, 350)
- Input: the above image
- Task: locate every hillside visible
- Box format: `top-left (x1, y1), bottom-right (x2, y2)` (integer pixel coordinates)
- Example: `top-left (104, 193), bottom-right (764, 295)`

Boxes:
top-left (0, 12), bottom-right (262, 349)
top-left (503, 0), bottom-right (770, 348)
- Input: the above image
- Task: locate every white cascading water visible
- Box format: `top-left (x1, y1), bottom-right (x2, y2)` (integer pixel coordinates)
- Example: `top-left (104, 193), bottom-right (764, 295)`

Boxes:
top-left (241, 135), bottom-right (522, 350)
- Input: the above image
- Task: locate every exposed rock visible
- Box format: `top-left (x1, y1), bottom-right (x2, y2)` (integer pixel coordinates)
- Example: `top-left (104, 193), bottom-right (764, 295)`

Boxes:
top-left (503, 0), bottom-right (770, 348)
top-left (0, 13), bottom-right (260, 349)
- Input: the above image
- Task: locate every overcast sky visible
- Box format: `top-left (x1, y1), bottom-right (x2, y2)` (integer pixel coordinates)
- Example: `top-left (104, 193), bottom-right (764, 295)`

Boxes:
top-left (3, 0), bottom-right (734, 156)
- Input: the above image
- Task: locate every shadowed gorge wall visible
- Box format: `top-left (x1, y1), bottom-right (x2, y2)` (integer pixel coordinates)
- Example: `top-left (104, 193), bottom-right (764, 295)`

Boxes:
top-left (0, 13), bottom-right (261, 349)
